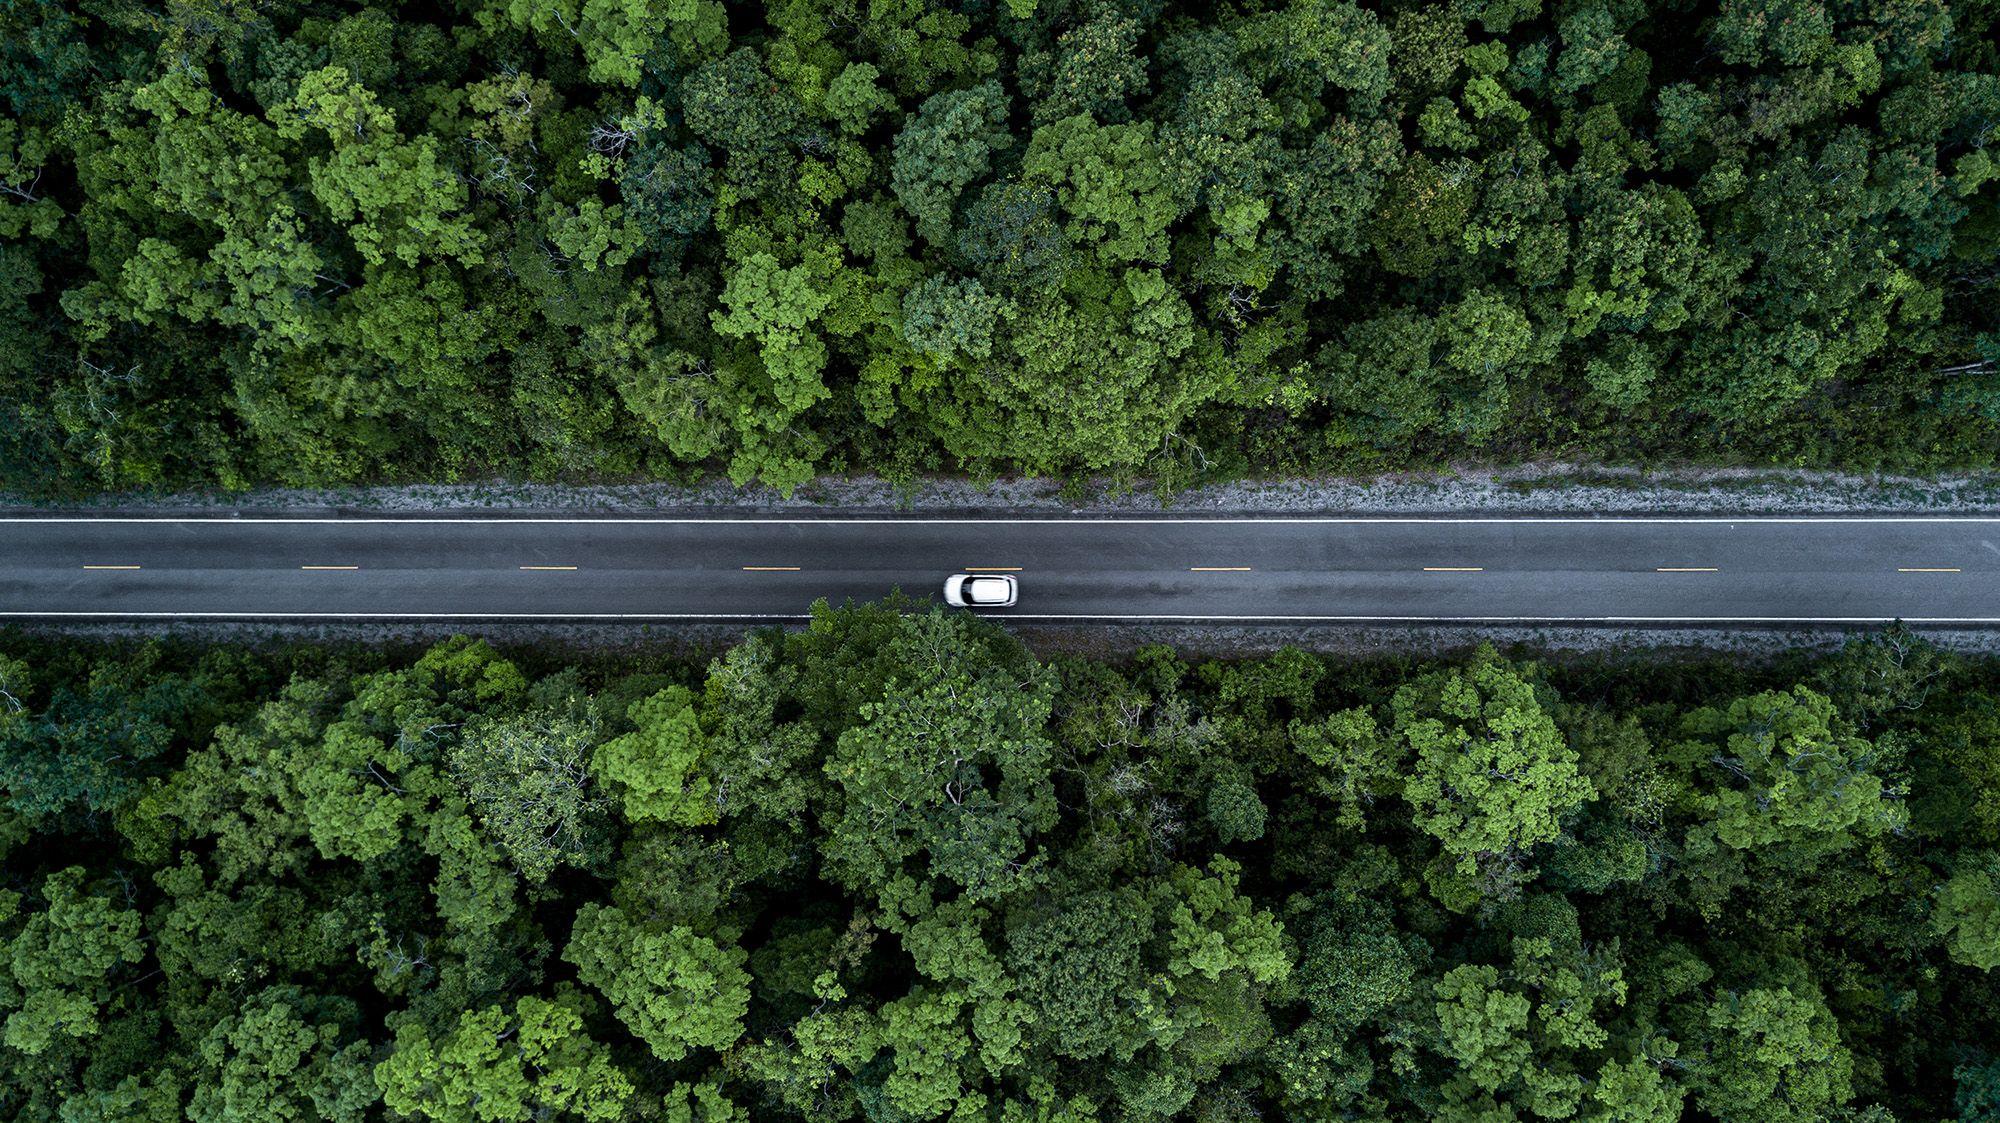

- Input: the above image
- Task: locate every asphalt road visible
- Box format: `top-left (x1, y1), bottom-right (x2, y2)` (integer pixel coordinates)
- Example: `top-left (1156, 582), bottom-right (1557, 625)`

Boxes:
top-left (2, 515), bottom-right (1999, 624)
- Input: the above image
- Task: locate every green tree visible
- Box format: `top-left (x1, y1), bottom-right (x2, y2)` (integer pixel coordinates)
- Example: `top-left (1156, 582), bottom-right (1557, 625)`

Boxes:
top-left (664, 1082), bottom-right (747, 1123)
top-left (450, 706), bottom-right (610, 883)
top-left (1157, 856), bottom-right (1290, 987)
top-left (188, 987), bottom-right (376, 1123)
top-left (593, 687), bottom-right (716, 826)
top-left (375, 991), bottom-right (633, 1121)
top-left (891, 81), bottom-right (1012, 246)
top-left (495, 0), bottom-right (704, 87)
top-left (956, 180), bottom-right (1073, 297)
top-left (820, 612), bottom-right (1057, 902)
top-left (1, 867), bottom-right (147, 1056)
top-left (1235, 0), bottom-right (1394, 108)
top-left (1020, 14), bottom-right (1150, 126)
top-left (1394, 651), bottom-right (1595, 873)
top-left (0, 645), bottom-right (256, 822)
top-left (923, 272), bottom-right (1210, 474)
top-left (1023, 115), bottom-right (1183, 266)
top-left (619, 140), bottom-right (715, 258)
top-left (825, 63), bottom-right (895, 135)
top-left (1934, 852), bottom-right (2000, 970)
top-left (271, 67), bottom-right (482, 268)
top-left (1006, 884), bottom-right (1149, 1059)
top-left (1675, 687), bottom-right (1907, 854)
top-left (1431, 899), bottom-right (1654, 1121)
top-left (1290, 706), bottom-right (1401, 829)
top-left (901, 274), bottom-right (1008, 363)
top-left (564, 904), bottom-right (750, 1062)
top-left (871, 985), bottom-right (979, 1119)
top-left (1318, 288), bottom-right (1537, 447)
top-left (710, 251), bottom-right (835, 417)
top-left (681, 48), bottom-right (805, 183)
top-left (1686, 983), bottom-right (1854, 1123)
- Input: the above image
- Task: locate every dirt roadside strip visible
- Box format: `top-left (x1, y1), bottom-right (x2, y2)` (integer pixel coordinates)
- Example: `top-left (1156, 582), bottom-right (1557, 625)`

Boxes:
top-left (10, 464), bottom-right (2000, 517)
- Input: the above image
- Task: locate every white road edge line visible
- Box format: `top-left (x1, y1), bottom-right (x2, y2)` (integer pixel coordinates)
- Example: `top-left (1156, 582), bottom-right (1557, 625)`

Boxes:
top-left (12, 516), bottom-right (2000, 525)
top-left (2, 612), bottom-right (1997, 623)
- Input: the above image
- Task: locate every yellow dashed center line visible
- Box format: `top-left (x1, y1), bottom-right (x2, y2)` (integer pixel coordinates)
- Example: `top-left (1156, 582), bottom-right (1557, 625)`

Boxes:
top-left (964, 566), bottom-right (1023, 571)
top-left (519, 565), bottom-right (578, 571)
top-left (1899, 567), bottom-right (1960, 573)
top-left (1190, 566), bottom-right (1252, 572)
top-left (300, 565), bottom-right (359, 571)
top-left (742, 566), bottom-right (802, 572)
top-left (1656, 567), bottom-right (1719, 572)
top-left (81, 564), bottom-right (142, 570)
top-left (1423, 567), bottom-right (1484, 572)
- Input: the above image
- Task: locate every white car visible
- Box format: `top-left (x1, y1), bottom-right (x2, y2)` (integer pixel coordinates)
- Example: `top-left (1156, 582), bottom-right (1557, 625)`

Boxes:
top-left (944, 573), bottom-right (1018, 608)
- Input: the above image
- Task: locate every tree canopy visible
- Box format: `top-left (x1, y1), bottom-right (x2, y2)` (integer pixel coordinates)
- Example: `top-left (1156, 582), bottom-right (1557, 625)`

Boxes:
top-left (0, 613), bottom-right (1996, 1119)
top-left (2, 0), bottom-right (1996, 495)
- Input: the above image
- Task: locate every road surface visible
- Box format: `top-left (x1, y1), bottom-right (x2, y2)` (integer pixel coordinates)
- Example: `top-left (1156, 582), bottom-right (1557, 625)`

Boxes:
top-left (2, 514), bottom-right (1998, 624)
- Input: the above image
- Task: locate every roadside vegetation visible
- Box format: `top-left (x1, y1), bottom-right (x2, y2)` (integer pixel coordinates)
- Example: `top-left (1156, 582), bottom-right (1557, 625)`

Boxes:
top-left (3, 0), bottom-right (1998, 495)
top-left (1, 608), bottom-right (1996, 1121)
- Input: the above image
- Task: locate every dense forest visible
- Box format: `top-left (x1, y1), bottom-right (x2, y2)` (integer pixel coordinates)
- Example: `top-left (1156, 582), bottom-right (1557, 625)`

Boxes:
top-left (1, 0), bottom-right (1997, 494)
top-left (0, 608), bottom-right (1994, 1120)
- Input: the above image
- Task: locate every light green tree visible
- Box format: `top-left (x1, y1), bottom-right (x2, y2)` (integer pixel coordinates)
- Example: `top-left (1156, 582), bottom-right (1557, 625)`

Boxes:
top-left (710, 251), bottom-right (835, 415)
top-left (824, 63), bottom-right (895, 135)
top-left (1934, 853), bottom-right (2000, 970)
top-left (271, 67), bottom-right (482, 268)
top-left (189, 987), bottom-right (376, 1123)
top-left (1, 867), bottom-right (147, 1055)
top-left (593, 687), bottom-right (717, 826)
top-left (1676, 686), bottom-right (1906, 854)
top-left (1434, 965), bottom-right (1538, 1103)
top-left (1023, 115), bottom-right (1182, 265)
top-left (1688, 984), bottom-right (1853, 1123)
top-left (874, 986), bottom-right (980, 1120)
top-left (375, 990), bottom-right (633, 1122)
top-left (494, 0), bottom-right (723, 87)
top-left (1431, 900), bottom-right (1666, 1122)
top-left (664, 1081), bottom-right (748, 1123)
top-left (564, 904), bottom-right (749, 1062)
top-left (1394, 650), bottom-right (1595, 872)
top-left (1156, 857), bottom-right (1289, 986)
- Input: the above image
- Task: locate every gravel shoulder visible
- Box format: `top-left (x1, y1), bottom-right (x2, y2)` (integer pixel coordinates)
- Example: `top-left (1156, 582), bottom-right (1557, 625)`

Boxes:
top-left (13, 619), bottom-right (2000, 663)
top-left (10, 463), bottom-right (2000, 516)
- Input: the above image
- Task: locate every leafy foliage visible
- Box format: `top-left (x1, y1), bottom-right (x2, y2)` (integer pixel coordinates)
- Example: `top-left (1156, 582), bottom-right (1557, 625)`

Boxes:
top-left (0, 616), bottom-right (1997, 1119)
top-left (4, 0), bottom-right (1997, 496)
top-left (1394, 652), bottom-right (1595, 874)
